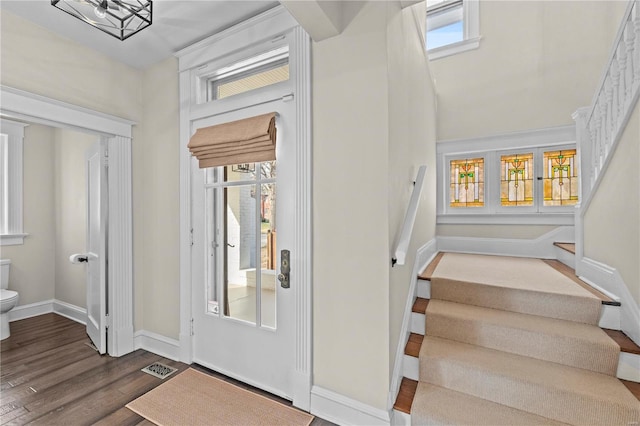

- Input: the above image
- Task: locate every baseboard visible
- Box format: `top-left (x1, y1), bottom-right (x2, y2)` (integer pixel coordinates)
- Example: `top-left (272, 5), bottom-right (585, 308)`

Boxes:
top-left (577, 256), bottom-right (640, 347)
top-left (310, 385), bottom-right (391, 426)
top-left (388, 239), bottom-right (437, 413)
top-left (8, 299), bottom-right (86, 325)
top-left (8, 299), bottom-right (54, 322)
top-left (134, 330), bottom-right (181, 361)
top-left (53, 300), bottom-right (87, 325)
top-left (436, 226), bottom-right (574, 259)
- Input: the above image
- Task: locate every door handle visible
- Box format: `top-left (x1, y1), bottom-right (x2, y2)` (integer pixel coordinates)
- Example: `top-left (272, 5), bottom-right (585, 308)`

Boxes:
top-left (277, 249), bottom-right (290, 289)
top-left (69, 253), bottom-right (89, 264)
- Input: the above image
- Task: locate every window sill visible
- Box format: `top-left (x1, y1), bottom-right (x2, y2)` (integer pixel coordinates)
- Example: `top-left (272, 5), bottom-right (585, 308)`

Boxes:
top-left (428, 36), bottom-right (481, 61)
top-left (437, 213), bottom-right (574, 226)
top-left (1, 233), bottom-right (28, 246)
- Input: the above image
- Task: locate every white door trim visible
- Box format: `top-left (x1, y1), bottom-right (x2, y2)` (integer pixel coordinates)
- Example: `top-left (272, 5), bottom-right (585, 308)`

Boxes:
top-left (0, 85), bottom-right (135, 357)
top-left (176, 6), bottom-right (313, 410)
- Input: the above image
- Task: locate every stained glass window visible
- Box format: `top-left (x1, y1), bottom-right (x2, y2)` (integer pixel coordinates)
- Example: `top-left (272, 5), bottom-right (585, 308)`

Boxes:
top-left (450, 157), bottom-right (484, 207)
top-left (543, 149), bottom-right (578, 206)
top-left (500, 153), bottom-right (534, 206)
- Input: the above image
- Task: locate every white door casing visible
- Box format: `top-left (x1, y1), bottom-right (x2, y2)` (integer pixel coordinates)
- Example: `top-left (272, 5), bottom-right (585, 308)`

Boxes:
top-left (85, 140), bottom-right (108, 354)
top-left (177, 7), bottom-right (312, 409)
top-left (0, 86), bottom-right (135, 357)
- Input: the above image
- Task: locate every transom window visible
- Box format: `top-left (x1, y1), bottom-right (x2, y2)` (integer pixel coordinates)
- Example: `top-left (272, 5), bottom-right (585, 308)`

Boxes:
top-left (203, 46), bottom-right (289, 102)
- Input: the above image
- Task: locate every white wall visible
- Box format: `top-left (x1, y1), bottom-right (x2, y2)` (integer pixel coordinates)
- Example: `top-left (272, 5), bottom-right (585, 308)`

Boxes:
top-left (584, 101), bottom-right (640, 306)
top-left (430, 0), bottom-right (627, 141)
top-left (1, 124), bottom-right (56, 305)
top-left (313, 2), bottom-right (390, 409)
top-left (386, 1), bottom-right (437, 377)
top-left (54, 129), bottom-right (95, 308)
top-left (312, 1), bottom-right (437, 410)
top-left (135, 56), bottom-right (181, 338)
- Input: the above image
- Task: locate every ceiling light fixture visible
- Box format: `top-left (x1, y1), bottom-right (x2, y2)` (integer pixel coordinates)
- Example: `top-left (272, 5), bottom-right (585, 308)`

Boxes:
top-left (51, 0), bottom-right (152, 41)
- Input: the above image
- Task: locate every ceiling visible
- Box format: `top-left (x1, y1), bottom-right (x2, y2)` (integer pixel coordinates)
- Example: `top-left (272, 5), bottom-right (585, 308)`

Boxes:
top-left (0, 0), bottom-right (280, 69)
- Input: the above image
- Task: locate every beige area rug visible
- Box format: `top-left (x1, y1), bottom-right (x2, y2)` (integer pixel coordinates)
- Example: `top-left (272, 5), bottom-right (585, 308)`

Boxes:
top-left (126, 368), bottom-right (314, 426)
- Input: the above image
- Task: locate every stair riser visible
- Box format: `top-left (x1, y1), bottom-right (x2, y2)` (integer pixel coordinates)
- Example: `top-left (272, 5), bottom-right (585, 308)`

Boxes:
top-left (554, 246), bottom-right (575, 269)
top-left (406, 351), bottom-right (638, 383)
top-left (417, 279), bottom-right (430, 299)
top-left (420, 356), bottom-right (639, 425)
top-left (410, 312), bottom-right (425, 335)
top-left (600, 304), bottom-right (621, 329)
top-left (402, 355), bottom-right (418, 381)
top-left (426, 313), bottom-right (619, 375)
top-left (430, 279), bottom-right (601, 325)
top-left (618, 352), bottom-right (640, 382)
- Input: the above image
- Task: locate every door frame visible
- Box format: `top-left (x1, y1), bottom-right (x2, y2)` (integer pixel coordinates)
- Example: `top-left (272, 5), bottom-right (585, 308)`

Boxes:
top-left (0, 85), bottom-right (135, 357)
top-left (176, 6), bottom-right (312, 410)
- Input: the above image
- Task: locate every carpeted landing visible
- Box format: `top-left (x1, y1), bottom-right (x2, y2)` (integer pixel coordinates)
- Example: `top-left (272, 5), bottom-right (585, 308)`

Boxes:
top-left (411, 253), bottom-right (640, 425)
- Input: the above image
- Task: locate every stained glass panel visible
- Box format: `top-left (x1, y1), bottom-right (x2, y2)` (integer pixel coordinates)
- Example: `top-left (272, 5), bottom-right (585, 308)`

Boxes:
top-left (500, 153), bottom-right (534, 206)
top-left (543, 149), bottom-right (578, 206)
top-left (450, 158), bottom-right (484, 207)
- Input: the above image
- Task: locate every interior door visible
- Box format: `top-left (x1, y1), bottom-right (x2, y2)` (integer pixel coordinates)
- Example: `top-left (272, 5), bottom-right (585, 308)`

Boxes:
top-left (85, 140), bottom-right (107, 354)
top-left (191, 100), bottom-right (295, 398)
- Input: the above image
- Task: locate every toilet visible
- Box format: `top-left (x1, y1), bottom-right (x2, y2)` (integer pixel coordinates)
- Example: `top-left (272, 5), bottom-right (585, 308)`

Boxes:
top-left (1, 259), bottom-right (19, 340)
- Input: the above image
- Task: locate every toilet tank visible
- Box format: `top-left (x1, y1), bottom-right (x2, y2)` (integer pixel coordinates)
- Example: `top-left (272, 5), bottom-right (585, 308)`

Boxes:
top-left (0, 260), bottom-right (10, 290)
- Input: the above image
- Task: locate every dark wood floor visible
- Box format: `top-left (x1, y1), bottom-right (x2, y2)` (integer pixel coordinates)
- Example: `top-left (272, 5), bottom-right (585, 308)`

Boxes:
top-left (1, 313), bottom-right (333, 426)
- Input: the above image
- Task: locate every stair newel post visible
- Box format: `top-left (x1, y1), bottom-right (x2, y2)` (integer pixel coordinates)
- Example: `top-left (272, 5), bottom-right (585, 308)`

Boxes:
top-left (573, 107), bottom-right (590, 265)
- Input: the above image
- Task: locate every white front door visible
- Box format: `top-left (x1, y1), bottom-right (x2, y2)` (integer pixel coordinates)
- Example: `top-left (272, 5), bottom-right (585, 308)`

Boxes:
top-left (191, 100), bottom-right (296, 398)
top-left (85, 140), bottom-right (107, 354)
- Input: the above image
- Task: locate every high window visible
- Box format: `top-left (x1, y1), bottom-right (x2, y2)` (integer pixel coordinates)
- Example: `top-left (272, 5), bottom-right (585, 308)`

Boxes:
top-left (0, 120), bottom-right (27, 245)
top-left (426, 0), bottom-right (480, 60)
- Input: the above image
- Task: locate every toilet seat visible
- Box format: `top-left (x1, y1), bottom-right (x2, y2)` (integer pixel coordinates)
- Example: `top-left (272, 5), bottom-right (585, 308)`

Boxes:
top-left (0, 289), bottom-right (18, 306)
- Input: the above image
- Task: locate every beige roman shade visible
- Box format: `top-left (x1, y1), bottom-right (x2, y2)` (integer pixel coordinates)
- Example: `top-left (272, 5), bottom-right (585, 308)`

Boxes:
top-left (188, 112), bottom-right (277, 169)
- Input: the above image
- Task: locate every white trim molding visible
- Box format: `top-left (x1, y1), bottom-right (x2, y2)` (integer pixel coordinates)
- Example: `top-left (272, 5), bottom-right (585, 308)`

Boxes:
top-left (9, 299), bottom-right (86, 325)
top-left (310, 386), bottom-right (391, 426)
top-left (134, 330), bottom-right (181, 361)
top-left (388, 239), bottom-right (437, 413)
top-left (437, 226), bottom-right (574, 259)
top-left (0, 86), bottom-right (135, 358)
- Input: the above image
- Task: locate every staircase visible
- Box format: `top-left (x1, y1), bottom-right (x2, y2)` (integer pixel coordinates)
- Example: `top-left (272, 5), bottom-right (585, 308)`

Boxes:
top-left (394, 252), bottom-right (640, 425)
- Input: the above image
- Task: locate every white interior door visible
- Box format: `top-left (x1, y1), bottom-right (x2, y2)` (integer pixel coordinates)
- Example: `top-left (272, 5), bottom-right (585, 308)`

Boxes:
top-left (85, 140), bottom-right (107, 354)
top-left (191, 100), bottom-right (296, 398)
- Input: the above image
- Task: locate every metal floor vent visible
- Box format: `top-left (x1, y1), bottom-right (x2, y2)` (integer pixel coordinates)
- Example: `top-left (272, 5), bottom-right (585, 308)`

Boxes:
top-left (141, 362), bottom-right (178, 379)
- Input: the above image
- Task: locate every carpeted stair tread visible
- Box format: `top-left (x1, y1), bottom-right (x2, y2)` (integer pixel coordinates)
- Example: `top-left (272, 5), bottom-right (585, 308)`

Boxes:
top-left (411, 381), bottom-right (569, 426)
top-left (419, 336), bottom-right (640, 425)
top-left (425, 299), bottom-right (619, 375)
top-left (430, 253), bottom-right (601, 324)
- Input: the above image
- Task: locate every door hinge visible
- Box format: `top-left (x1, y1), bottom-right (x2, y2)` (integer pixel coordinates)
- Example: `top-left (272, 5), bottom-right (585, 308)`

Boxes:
top-left (190, 228), bottom-right (194, 246)
top-left (190, 318), bottom-right (194, 336)
top-left (104, 147), bottom-right (109, 167)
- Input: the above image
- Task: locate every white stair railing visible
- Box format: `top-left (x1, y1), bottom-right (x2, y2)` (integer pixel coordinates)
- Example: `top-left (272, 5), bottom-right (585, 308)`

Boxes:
top-left (574, 0), bottom-right (640, 208)
top-left (392, 165), bottom-right (427, 267)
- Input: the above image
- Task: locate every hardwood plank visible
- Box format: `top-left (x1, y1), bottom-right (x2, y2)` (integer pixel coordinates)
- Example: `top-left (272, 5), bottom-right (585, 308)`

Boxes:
top-left (93, 407), bottom-right (145, 426)
top-left (411, 297), bottom-right (429, 314)
top-left (543, 259), bottom-right (620, 305)
top-left (0, 313), bottom-right (333, 425)
top-left (553, 242), bottom-right (576, 254)
top-left (621, 379), bottom-right (640, 401)
top-left (418, 252), bottom-right (444, 280)
top-left (393, 377), bottom-right (418, 414)
top-left (405, 333), bottom-right (424, 358)
top-left (603, 329), bottom-right (640, 355)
